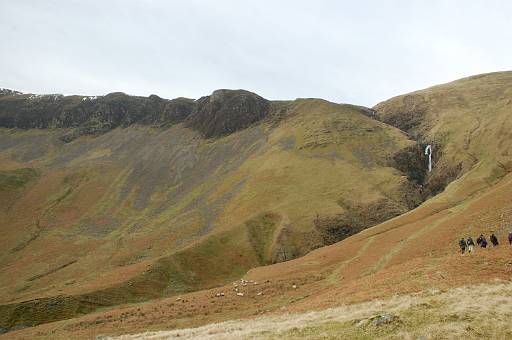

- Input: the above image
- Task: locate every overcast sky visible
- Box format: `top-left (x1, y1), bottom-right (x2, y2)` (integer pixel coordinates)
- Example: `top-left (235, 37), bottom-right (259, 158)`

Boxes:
top-left (1, 0), bottom-right (511, 106)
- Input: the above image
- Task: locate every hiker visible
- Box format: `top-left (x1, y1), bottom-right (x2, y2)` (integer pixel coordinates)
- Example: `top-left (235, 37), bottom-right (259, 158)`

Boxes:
top-left (508, 231), bottom-right (512, 245)
top-left (490, 233), bottom-right (499, 246)
top-left (466, 237), bottom-right (475, 254)
top-left (459, 238), bottom-right (467, 254)
top-left (476, 234), bottom-right (488, 248)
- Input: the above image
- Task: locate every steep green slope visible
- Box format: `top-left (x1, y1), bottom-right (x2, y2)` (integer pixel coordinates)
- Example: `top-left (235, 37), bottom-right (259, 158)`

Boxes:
top-left (0, 90), bottom-right (423, 330)
top-left (2, 71), bottom-right (512, 336)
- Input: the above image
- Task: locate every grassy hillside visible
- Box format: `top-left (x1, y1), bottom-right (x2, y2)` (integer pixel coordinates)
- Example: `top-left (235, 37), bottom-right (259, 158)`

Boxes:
top-left (4, 71), bottom-right (512, 339)
top-left (0, 96), bottom-right (421, 331)
top-left (7, 170), bottom-right (512, 339)
top-left (374, 71), bottom-right (512, 199)
top-left (98, 282), bottom-right (512, 339)
top-left (4, 72), bottom-right (512, 336)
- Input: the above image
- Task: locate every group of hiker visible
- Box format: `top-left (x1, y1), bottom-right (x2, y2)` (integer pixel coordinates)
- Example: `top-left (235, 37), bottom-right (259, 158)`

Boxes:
top-left (459, 232), bottom-right (512, 254)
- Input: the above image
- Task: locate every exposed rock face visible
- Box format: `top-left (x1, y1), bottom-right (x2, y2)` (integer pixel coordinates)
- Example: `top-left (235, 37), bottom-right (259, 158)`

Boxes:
top-left (392, 144), bottom-right (429, 186)
top-left (0, 89), bottom-right (270, 140)
top-left (186, 89), bottom-right (270, 138)
top-left (389, 143), bottom-right (461, 200)
top-left (0, 91), bottom-right (195, 135)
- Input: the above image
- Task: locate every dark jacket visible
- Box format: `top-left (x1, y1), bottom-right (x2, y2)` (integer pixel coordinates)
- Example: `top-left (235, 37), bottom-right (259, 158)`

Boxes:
top-left (459, 239), bottom-right (466, 249)
top-left (490, 234), bottom-right (499, 246)
top-left (467, 237), bottom-right (475, 246)
top-left (477, 235), bottom-right (487, 247)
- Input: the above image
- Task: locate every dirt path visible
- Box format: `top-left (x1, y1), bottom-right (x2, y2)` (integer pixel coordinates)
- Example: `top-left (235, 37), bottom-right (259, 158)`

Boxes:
top-left (364, 210), bottom-right (453, 276)
top-left (326, 236), bottom-right (375, 284)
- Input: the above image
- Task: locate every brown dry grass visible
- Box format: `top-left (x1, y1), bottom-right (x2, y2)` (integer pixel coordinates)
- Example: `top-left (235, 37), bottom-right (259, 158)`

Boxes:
top-left (3, 72), bottom-right (512, 337)
top-left (0, 97), bottom-right (417, 329)
top-left (99, 282), bottom-right (512, 339)
top-left (6, 169), bottom-right (512, 339)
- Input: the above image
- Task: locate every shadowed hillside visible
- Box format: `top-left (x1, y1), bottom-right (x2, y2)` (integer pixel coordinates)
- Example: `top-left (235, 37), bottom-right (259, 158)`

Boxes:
top-left (0, 89), bottom-right (429, 332)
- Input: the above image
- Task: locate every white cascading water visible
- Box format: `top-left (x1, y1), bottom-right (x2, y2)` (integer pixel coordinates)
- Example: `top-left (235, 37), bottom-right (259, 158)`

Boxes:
top-left (424, 144), bottom-right (432, 172)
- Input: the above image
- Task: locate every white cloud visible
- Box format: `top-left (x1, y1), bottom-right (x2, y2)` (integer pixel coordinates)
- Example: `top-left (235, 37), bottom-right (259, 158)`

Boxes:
top-left (1, 0), bottom-right (511, 106)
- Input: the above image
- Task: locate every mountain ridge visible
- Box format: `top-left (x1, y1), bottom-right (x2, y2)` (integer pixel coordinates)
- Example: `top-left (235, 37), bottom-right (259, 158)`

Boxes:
top-left (0, 92), bottom-right (429, 332)
top-left (0, 88), bottom-right (273, 140)
top-left (3, 71), bottom-right (511, 335)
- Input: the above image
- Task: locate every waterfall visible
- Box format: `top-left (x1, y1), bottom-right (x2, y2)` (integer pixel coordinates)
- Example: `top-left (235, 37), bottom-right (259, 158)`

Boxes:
top-left (424, 144), bottom-right (432, 172)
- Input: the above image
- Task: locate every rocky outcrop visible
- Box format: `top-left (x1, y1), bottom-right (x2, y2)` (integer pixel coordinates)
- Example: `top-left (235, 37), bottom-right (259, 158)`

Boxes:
top-left (186, 89), bottom-right (270, 138)
top-left (391, 144), bottom-right (429, 185)
top-left (390, 142), bottom-right (461, 200)
top-left (0, 89), bottom-right (270, 140)
top-left (0, 91), bottom-right (195, 135)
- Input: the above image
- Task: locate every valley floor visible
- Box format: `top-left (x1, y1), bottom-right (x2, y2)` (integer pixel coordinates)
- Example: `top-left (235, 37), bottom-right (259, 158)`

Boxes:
top-left (5, 167), bottom-right (512, 339)
top-left (104, 281), bottom-right (512, 339)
